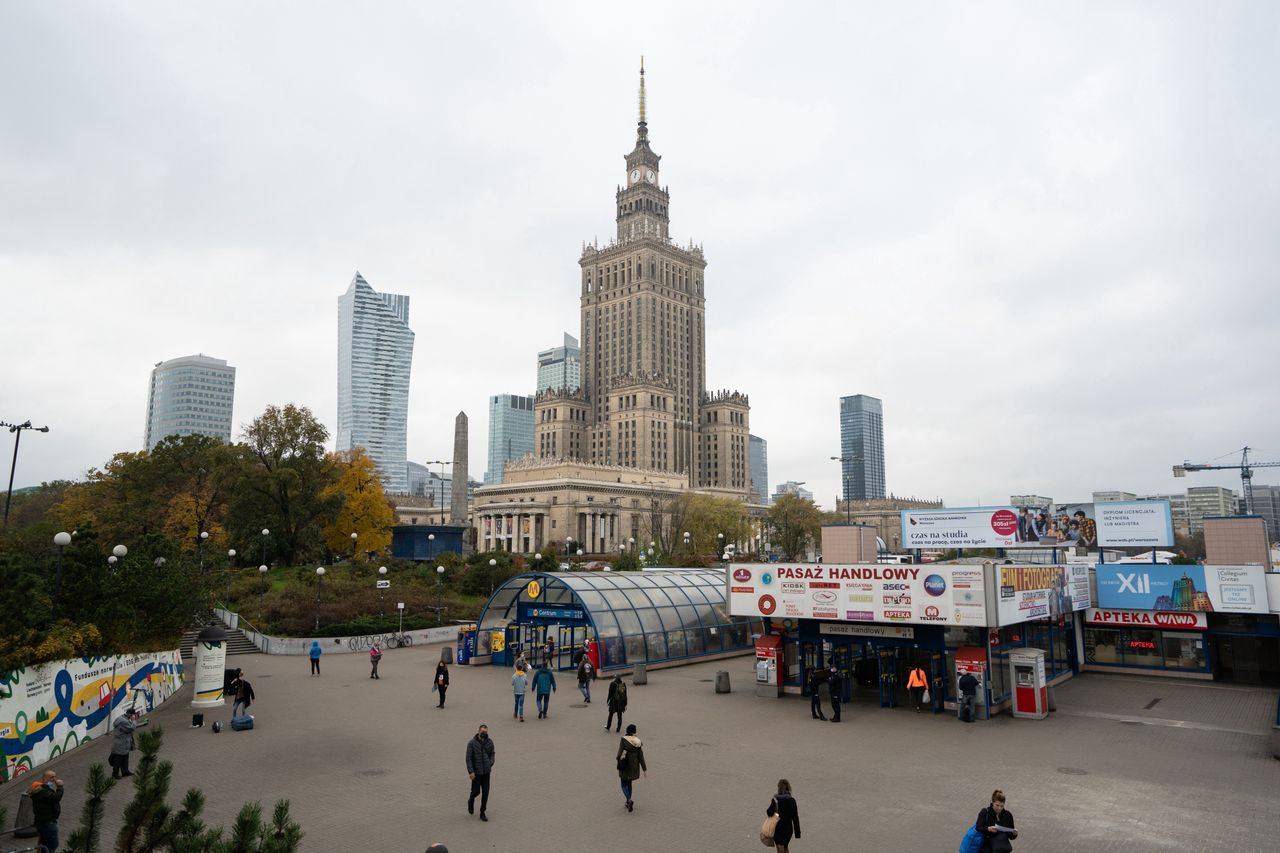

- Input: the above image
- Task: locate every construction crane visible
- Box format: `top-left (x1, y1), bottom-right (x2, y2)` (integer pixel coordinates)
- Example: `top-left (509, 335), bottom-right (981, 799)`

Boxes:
top-left (1173, 446), bottom-right (1280, 516)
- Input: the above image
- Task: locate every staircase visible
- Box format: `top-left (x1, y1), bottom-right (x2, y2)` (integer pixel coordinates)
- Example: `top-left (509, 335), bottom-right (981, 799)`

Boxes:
top-left (180, 613), bottom-right (261, 661)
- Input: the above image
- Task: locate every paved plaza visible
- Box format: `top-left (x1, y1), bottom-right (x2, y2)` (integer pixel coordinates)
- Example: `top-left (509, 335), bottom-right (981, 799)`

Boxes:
top-left (4, 645), bottom-right (1279, 852)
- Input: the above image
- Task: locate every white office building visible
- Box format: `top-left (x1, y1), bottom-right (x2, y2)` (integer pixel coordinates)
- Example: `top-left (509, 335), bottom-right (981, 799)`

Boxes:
top-left (144, 354), bottom-right (236, 451)
top-left (536, 333), bottom-right (581, 394)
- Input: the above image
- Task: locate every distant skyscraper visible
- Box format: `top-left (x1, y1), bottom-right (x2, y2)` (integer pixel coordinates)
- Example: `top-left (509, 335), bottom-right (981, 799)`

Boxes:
top-left (839, 394), bottom-right (885, 501)
top-left (485, 394), bottom-right (535, 485)
top-left (774, 481), bottom-right (813, 502)
top-left (537, 333), bottom-right (581, 393)
top-left (749, 434), bottom-right (769, 504)
top-left (1246, 484), bottom-right (1280, 542)
top-left (144, 354), bottom-right (236, 451)
top-left (337, 271), bottom-right (414, 494)
top-left (1186, 485), bottom-right (1236, 534)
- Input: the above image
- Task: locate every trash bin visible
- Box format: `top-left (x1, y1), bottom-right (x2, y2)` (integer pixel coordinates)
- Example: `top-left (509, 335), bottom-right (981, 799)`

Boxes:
top-left (633, 663), bottom-right (647, 685)
top-left (441, 646), bottom-right (454, 665)
top-left (715, 670), bottom-right (731, 694)
top-left (14, 790), bottom-right (36, 837)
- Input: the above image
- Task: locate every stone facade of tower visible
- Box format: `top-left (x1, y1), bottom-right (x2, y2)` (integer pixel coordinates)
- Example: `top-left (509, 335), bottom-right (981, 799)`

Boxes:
top-left (451, 411), bottom-right (468, 524)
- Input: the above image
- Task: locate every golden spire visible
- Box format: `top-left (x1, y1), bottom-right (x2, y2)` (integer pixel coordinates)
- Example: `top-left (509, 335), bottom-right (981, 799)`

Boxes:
top-left (638, 56), bottom-right (646, 125)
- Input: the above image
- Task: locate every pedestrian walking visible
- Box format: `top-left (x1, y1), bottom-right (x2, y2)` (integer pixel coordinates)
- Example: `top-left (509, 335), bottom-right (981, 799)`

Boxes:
top-left (465, 724), bottom-right (495, 822)
top-left (958, 670), bottom-right (979, 723)
top-left (976, 789), bottom-right (1017, 852)
top-left (513, 648), bottom-right (529, 672)
top-left (542, 636), bottom-right (555, 667)
top-left (30, 770), bottom-right (64, 853)
top-left (370, 644), bottom-right (383, 679)
top-left (577, 653), bottom-right (596, 702)
top-left (827, 664), bottom-right (842, 722)
top-left (223, 667), bottom-right (243, 699)
top-left (907, 663), bottom-right (928, 712)
top-left (109, 708), bottom-right (148, 778)
top-left (434, 660), bottom-right (450, 708)
top-left (765, 778), bottom-right (801, 853)
top-left (606, 674), bottom-right (628, 732)
top-left (512, 667), bottom-right (529, 722)
top-left (532, 663), bottom-right (557, 718)
top-left (807, 667), bottom-right (828, 720)
top-left (232, 677), bottom-right (255, 718)
top-left (309, 640), bottom-right (322, 675)
top-left (615, 723), bottom-right (647, 812)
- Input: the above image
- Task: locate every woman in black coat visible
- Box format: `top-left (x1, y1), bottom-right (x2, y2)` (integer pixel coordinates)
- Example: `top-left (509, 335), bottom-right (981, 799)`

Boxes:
top-left (766, 778), bottom-right (801, 852)
top-left (976, 789), bottom-right (1017, 852)
top-left (434, 661), bottom-right (450, 708)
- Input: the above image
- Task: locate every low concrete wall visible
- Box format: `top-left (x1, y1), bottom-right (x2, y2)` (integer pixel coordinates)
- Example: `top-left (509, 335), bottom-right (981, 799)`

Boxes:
top-left (240, 625), bottom-right (458, 655)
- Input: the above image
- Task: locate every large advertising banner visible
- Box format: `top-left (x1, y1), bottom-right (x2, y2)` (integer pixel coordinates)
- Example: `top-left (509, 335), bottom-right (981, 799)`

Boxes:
top-left (1, 651), bottom-right (184, 783)
top-left (995, 564), bottom-right (1091, 626)
top-left (1096, 564), bottom-right (1270, 614)
top-left (1085, 608), bottom-right (1208, 630)
top-left (903, 501), bottom-right (1173, 549)
top-left (726, 563), bottom-right (988, 627)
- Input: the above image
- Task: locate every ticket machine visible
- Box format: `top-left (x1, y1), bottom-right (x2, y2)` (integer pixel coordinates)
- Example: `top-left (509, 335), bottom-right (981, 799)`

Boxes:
top-left (1009, 648), bottom-right (1048, 720)
top-left (755, 634), bottom-right (783, 698)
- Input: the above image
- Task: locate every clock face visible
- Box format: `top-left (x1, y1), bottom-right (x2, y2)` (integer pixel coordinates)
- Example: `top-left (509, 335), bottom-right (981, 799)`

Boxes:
top-left (630, 169), bottom-right (640, 182)
top-left (646, 169), bottom-right (656, 183)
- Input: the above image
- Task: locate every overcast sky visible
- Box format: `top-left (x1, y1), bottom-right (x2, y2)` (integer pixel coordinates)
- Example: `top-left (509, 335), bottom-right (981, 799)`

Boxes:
top-left (3, 1), bottom-right (1278, 509)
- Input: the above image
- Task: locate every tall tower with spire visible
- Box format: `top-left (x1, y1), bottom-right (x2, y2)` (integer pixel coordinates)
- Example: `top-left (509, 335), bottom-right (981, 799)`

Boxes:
top-left (534, 60), bottom-right (750, 495)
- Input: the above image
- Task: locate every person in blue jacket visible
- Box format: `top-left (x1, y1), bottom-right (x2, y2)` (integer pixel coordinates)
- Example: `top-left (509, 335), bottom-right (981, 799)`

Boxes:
top-left (309, 640), bottom-right (323, 675)
top-left (532, 663), bottom-right (557, 719)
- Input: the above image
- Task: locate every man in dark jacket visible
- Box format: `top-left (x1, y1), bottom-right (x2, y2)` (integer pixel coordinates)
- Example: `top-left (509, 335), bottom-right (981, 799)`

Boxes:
top-left (827, 664), bottom-right (842, 722)
top-left (465, 725), bottom-right (495, 822)
top-left (606, 675), bottom-right (628, 733)
top-left (958, 671), bottom-right (980, 722)
top-left (232, 678), bottom-right (255, 718)
top-left (807, 667), bottom-right (829, 720)
top-left (30, 770), bottom-right (64, 853)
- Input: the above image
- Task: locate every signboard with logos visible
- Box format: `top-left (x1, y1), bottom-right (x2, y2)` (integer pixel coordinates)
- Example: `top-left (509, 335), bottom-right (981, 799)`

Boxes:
top-left (995, 564), bottom-right (1091, 626)
top-left (901, 502), bottom-right (1172, 549)
top-left (727, 563), bottom-right (988, 626)
top-left (820, 623), bottom-right (915, 639)
top-left (1096, 564), bottom-right (1269, 614)
top-left (1084, 607), bottom-right (1208, 630)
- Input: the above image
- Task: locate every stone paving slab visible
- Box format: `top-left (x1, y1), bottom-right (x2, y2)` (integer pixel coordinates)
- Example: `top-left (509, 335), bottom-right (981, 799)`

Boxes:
top-left (3, 647), bottom-right (1277, 852)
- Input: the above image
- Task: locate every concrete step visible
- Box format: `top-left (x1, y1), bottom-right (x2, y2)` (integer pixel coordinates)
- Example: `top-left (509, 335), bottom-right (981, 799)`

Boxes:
top-left (180, 617), bottom-right (260, 659)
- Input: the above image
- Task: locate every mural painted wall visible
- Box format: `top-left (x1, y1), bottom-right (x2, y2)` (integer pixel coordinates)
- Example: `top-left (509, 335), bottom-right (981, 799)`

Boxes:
top-left (0, 650), bottom-right (183, 782)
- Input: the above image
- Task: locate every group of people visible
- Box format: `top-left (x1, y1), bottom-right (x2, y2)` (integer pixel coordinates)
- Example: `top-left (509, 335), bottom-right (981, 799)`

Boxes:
top-left (1016, 507), bottom-right (1097, 546)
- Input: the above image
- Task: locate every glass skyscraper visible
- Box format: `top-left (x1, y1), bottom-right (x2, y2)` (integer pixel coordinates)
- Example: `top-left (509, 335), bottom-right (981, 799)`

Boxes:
top-left (337, 272), bottom-right (414, 494)
top-left (537, 333), bottom-right (581, 393)
top-left (839, 394), bottom-right (885, 501)
top-left (749, 434), bottom-right (769, 504)
top-left (144, 353), bottom-right (236, 450)
top-left (485, 394), bottom-right (535, 485)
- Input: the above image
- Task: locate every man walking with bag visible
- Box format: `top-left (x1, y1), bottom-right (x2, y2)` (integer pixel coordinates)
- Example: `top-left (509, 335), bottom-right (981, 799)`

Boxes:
top-left (606, 674), bottom-right (628, 732)
top-left (465, 724), bottom-right (495, 822)
top-left (827, 664), bottom-right (842, 723)
top-left (532, 663), bottom-right (557, 719)
top-left (577, 653), bottom-right (596, 703)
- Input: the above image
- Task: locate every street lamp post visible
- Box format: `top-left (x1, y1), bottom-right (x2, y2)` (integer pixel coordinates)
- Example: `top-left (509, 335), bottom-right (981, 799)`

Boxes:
top-left (108, 544), bottom-right (127, 568)
top-left (225, 548), bottom-right (236, 601)
top-left (488, 557), bottom-right (497, 596)
top-left (198, 530), bottom-right (209, 574)
top-left (350, 532), bottom-right (358, 567)
top-left (2, 420), bottom-right (50, 528)
top-left (378, 565), bottom-right (388, 618)
top-left (435, 565), bottom-right (445, 625)
top-left (52, 531), bottom-right (71, 620)
top-left (428, 533), bottom-right (436, 562)
top-left (314, 567), bottom-right (326, 632)
top-left (830, 455), bottom-right (861, 525)
top-left (258, 564), bottom-right (269, 624)
top-left (261, 528), bottom-right (270, 566)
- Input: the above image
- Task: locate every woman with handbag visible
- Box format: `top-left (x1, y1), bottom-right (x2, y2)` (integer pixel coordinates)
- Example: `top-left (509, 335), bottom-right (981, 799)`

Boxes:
top-left (976, 789), bottom-right (1017, 853)
top-left (764, 779), bottom-right (801, 852)
top-left (615, 723), bottom-right (647, 813)
top-left (434, 660), bottom-right (449, 708)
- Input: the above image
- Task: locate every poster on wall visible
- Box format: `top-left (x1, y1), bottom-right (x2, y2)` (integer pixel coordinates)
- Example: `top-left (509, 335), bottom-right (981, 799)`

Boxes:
top-left (1096, 564), bottom-right (1269, 613)
top-left (902, 501), bottom-right (1172, 549)
top-left (1, 651), bottom-right (184, 783)
top-left (995, 565), bottom-right (1090, 626)
top-left (726, 563), bottom-right (988, 626)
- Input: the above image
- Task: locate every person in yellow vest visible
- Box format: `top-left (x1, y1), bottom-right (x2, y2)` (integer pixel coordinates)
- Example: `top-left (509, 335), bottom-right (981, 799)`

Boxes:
top-left (907, 664), bottom-right (929, 713)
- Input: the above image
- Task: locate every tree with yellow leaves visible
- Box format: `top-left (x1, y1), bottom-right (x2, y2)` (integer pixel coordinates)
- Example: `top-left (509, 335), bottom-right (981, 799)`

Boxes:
top-left (320, 448), bottom-right (395, 559)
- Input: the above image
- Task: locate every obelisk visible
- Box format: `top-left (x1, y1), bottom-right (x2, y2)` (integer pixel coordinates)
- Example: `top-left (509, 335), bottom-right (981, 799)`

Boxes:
top-left (450, 411), bottom-right (468, 525)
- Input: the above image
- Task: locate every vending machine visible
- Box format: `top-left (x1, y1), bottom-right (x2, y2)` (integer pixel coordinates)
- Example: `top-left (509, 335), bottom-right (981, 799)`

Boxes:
top-left (1009, 648), bottom-right (1048, 720)
top-left (754, 634), bottom-right (783, 698)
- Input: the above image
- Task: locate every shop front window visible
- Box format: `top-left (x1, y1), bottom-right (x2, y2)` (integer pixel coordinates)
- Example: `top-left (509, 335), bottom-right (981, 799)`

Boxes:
top-left (1120, 629), bottom-right (1162, 665)
top-left (1162, 632), bottom-right (1206, 670)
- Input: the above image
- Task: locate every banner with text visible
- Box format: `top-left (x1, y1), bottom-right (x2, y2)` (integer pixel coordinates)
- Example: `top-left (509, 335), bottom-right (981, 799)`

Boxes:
top-left (902, 501), bottom-right (1172, 549)
top-left (1084, 608), bottom-right (1208, 630)
top-left (726, 563), bottom-right (988, 626)
top-left (995, 564), bottom-right (1092, 626)
top-left (1096, 564), bottom-right (1270, 614)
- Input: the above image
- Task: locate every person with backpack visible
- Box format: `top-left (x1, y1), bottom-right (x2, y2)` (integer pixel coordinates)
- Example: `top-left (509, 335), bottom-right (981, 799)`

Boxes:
top-left (370, 644), bottom-right (383, 679)
top-left (976, 789), bottom-right (1017, 852)
top-left (577, 653), bottom-right (596, 702)
top-left (434, 659), bottom-right (450, 708)
top-left (512, 667), bottom-right (529, 722)
top-left (907, 663), bottom-right (928, 712)
top-left (109, 708), bottom-right (148, 778)
top-left (764, 778), bottom-right (801, 852)
top-left (532, 663), bottom-right (557, 718)
top-left (615, 723), bottom-right (647, 812)
top-left (606, 674), bottom-right (628, 732)
top-left (30, 770), bottom-right (64, 853)
top-left (309, 640), bottom-right (322, 675)
top-left (807, 667), bottom-right (828, 720)
top-left (958, 670), bottom-right (979, 723)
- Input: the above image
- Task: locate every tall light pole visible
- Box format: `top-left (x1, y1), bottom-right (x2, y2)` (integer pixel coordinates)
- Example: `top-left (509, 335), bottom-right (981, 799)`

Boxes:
top-left (350, 532), bottom-right (358, 568)
top-left (52, 531), bottom-right (71, 620)
top-left (108, 544), bottom-right (127, 568)
top-left (435, 565), bottom-right (445, 624)
top-left (378, 565), bottom-right (388, 618)
top-left (225, 548), bottom-right (236, 601)
top-left (260, 528), bottom-right (270, 567)
top-left (831, 455), bottom-right (861, 525)
top-left (314, 567), bottom-right (326, 632)
top-left (258, 564), bottom-right (269, 624)
top-left (2, 420), bottom-right (50, 528)
top-left (425, 459), bottom-right (452, 523)
top-left (198, 530), bottom-right (209, 574)
top-left (488, 557), bottom-right (498, 595)
top-left (428, 533), bottom-right (436, 562)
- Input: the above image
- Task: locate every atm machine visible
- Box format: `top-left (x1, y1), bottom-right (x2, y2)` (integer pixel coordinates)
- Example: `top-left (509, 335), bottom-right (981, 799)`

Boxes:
top-left (1009, 648), bottom-right (1048, 720)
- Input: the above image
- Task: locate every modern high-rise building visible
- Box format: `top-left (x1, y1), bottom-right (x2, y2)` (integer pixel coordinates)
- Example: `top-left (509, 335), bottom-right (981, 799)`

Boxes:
top-left (144, 354), bottom-right (236, 451)
top-left (337, 271), bottom-right (414, 494)
top-left (532, 61), bottom-right (751, 494)
top-left (1243, 484), bottom-right (1280, 542)
top-left (774, 481), bottom-right (813, 502)
top-left (537, 333), bottom-right (581, 394)
top-left (749, 434), bottom-right (769, 504)
top-left (839, 394), bottom-right (885, 501)
top-left (1186, 485), bottom-right (1237, 534)
top-left (485, 394), bottom-right (535, 485)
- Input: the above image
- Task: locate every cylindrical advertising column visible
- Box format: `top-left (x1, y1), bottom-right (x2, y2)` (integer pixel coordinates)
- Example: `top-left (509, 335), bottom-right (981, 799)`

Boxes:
top-left (191, 625), bottom-right (228, 708)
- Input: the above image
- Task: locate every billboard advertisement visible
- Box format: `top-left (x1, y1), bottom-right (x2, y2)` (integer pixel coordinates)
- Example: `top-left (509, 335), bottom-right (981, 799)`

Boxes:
top-left (902, 501), bottom-right (1173, 549)
top-left (726, 563), bottom-right (988, 626)
top-left (1084, 608), bottom-right (1208, 630)
top-left (995, 564), bottom-right (1091, 626)
top-left (1096, 564), bottom-right (1270, 614)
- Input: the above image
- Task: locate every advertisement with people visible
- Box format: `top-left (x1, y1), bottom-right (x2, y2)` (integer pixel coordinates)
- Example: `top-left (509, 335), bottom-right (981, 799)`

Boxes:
top-left (726, 563), bottom-right (988, 626)
top-left (902, 501), bottom-right (1172, 549)
top-left (995, 564), bottom-right (1091, 626)
top-left (1096, 564), bottom-right (1270, 614)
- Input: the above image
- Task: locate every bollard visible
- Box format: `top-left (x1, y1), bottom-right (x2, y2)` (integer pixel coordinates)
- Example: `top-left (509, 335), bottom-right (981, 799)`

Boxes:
top-left (441, 647), bottom-right (454, 665)
top-left (1047, 685), bottom-right (1057, 713)
top-left (633, 663), bottom-right (648, 684)
top-left (715, 670), bottom-right (731, 694)
top-left (14, 791), bottom-right (36, 837)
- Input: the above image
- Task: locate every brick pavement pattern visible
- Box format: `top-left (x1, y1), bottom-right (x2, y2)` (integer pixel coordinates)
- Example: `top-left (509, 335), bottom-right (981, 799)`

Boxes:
top-left (3, 646), bottom-right (1278, 852)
